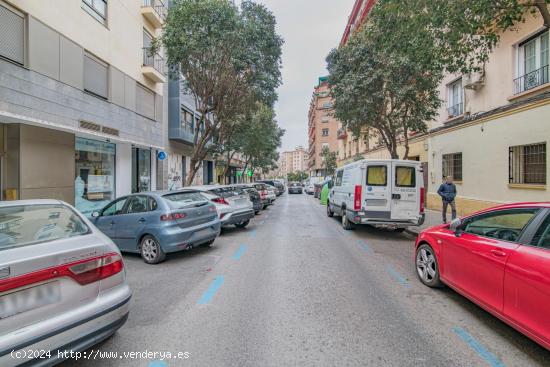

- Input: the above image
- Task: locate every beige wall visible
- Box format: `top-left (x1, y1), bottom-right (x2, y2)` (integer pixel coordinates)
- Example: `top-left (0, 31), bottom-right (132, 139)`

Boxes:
top-left (9, 0), bottom-right (162, 95)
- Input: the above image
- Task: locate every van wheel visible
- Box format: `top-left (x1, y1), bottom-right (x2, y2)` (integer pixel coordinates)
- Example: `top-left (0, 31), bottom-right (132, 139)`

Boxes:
top-left (342, 210), bottom-right (354, 230)
top-left (140, 235), bottom-right (166, 264)
top-left (326, 203), bottom-right (334, 217)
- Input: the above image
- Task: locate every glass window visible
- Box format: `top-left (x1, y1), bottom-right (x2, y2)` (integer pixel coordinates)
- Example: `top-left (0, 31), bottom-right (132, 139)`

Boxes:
top-left (163, 192), bottom-right (206, 209)
top-left (524, 39), bottom-right (537, 74)
top-left (447, 79), bottom-right (463, 116)
top-left (367, 166), bottom-right (387, 186)
top-left (132, 148), bottom-right (151, 193)
top-left (509, 143), bottom-right (546, 185)
top-left (0, 3), bottom-right (25, 65)
top-left (101, 197), bottom-right (128, 217)
top-left (126, 196), bottom-right (148, 214)
top-left (464, 209), bottom-right (539, 242)
top-left (149, 197), bottom-right (158, 211)
top-left (322, 128), bottom-right (329, 137)
top-left (395, 166), bottom-right (416, 187)
top-left (335, 170), bottom-right (343, 186)
top-left (0, 204), bottom-right (89, 250)
top-left (75, 137), bottom-right (116, 217)
top-left (442, 152), bottom-right (462, 181)
top-left (82, 0), bottom-right (107, 25)
top-left (531, 214), bottom-right (550, 249)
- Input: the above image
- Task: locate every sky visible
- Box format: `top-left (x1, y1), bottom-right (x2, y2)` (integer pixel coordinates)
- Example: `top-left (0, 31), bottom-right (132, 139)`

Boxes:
top-left (238, 0), bottom-right (356, 152)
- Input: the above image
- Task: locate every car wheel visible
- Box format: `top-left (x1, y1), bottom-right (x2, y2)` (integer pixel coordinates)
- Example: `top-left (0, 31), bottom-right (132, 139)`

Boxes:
top-left (341, 210), bottom-right (354, 230)
top-left (235, 220), bottom-right (250, 229)
top-left (416, 244), bottom-right (443, 288)
top-left (201, 239), bottom-right (216, 247)
top-left (255, 211), bottom-right (260, 215)
top-left (327, 202), bottom-right (334, 217)
top-left (140, 235), bottom-right (166, 264)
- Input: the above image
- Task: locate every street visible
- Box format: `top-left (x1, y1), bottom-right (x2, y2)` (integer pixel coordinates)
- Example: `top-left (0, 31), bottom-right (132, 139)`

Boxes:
top-left (64, 194), bottom-right (550, 367)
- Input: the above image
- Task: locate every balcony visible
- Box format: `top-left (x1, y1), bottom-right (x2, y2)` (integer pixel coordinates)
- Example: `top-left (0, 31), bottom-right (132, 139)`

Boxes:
top-left (447, 102), bottom-right (463, 118)
top-left (141, 0), bottom-right (167, 29)
top-left (337, 128), bottom-right (348, 140)
top-left (514, 65), bottom-right (549, 95)
top-left (142, 48), bottom-right (166, 83)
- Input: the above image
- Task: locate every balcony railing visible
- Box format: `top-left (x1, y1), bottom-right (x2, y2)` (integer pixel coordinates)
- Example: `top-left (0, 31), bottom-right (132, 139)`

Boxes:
top-left (142, 0), bottom-right (167, 21)
top-left (142, 48), bottom-right (165, 75)
top-left (447, 102), bottom-right (463, 117)
top-left (337, 128), bottom-right (348, 140)
top-left (514, 65), bottom-right (549, 95)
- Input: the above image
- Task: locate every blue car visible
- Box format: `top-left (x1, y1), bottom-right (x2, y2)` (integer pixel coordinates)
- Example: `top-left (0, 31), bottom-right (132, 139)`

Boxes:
top-left (92, 190), bottom-right (221, 264)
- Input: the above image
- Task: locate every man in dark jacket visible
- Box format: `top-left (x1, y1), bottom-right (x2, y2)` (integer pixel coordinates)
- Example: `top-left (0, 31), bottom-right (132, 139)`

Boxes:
top-left (437, 176), bottom-right (457, 223)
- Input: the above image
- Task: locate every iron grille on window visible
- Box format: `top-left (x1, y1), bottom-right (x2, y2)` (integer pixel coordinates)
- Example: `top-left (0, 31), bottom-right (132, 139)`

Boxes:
top-left (0, 4), bottom-right (25, 65)
top-left (514, 66), bottom-right (549, 94)
top-left (442, 153), bottom-right (462, 181)
top-left (509, 143), bottom-right (546, 185)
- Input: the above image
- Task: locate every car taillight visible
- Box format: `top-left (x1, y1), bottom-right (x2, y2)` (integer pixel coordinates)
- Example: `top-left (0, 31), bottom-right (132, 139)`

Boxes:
top-left (420, 187), bottom-right (425, 214)
top-left (160, 212), bottom-right (187, 221)
top-left (211, 197), bottom-right (229, 205)
top-left (354, 185), bottom-right (362, 211)
top-left (68, 253), bottom-right (124, 285)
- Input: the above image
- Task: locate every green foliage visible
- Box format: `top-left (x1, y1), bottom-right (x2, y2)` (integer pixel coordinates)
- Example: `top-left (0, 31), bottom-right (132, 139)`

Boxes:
top-left (287, 171), bottom-right (309, 182)
top-left (320, 146), bottom-right (338, 177)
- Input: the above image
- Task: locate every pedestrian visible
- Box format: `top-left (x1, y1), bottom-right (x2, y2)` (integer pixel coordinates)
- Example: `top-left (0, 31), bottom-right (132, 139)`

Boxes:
top-left (437, 176), bottom-right (457, 223)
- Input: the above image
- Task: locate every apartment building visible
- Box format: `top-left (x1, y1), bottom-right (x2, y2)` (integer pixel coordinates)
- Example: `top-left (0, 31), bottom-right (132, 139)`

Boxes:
top-left (307, 77), bottom-right (339, 177)
top-left (278, 146), bottom-right (308, 178)
top-left (0, 0), bottom-right (167, 216)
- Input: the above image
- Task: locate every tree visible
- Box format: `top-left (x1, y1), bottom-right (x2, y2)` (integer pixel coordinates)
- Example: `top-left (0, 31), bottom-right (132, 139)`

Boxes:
top-left (320, 146), bottom-right (337, 177)
top-left (327, 0), bottom-right (550, 159)
top-left (287, 171), bottom-right (309, 182)
top-left (160, 0), bottom-right (283, 185)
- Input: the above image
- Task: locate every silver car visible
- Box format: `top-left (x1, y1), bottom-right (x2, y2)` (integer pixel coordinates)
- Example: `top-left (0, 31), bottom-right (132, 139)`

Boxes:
top-left (0, 200), bottom-right (131, 366)
top-left (188, 185), bottom-right (255, 229)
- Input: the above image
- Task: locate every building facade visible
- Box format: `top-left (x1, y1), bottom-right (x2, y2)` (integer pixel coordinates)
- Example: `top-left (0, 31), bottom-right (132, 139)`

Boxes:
top-left (307, 77), bottom-right (340, 177)
top-left (0, 0), bottom-right (167, 216)
top-left (278, 146), bottom-right (308, 178)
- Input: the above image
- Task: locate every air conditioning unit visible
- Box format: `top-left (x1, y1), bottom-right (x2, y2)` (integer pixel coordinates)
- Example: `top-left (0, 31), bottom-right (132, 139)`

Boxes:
top-left (463, 70), bottom-right (485, 91)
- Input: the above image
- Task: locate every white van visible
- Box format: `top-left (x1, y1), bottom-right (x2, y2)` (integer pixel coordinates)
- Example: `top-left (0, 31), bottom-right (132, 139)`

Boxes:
top-left (327, 159), bottom-right (425, 230)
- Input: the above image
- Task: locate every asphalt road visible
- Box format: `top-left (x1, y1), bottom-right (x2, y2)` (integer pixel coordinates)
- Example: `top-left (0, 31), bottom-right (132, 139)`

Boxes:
top-left (64, 193), bottom-right (550, 367)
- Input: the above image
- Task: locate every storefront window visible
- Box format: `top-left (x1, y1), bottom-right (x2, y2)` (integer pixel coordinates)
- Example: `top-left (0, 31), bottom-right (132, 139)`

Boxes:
top-left (132, 148), bottom-right (151, 193)
top-left (75, 138), bottom-right (116, 217)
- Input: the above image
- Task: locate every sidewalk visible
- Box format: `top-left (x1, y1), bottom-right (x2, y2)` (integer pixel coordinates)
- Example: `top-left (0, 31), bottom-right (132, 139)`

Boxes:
top-left (405, 209), bottom-right (443, 236)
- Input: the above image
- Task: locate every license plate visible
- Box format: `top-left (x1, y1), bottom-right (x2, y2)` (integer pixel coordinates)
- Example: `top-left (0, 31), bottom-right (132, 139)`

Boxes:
top-left (0, 281), bottom-right (61, 319)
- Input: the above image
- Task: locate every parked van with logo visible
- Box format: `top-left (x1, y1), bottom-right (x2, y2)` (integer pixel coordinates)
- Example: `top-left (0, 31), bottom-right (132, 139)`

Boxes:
top-left (327, 159), bottom-right (425, 230)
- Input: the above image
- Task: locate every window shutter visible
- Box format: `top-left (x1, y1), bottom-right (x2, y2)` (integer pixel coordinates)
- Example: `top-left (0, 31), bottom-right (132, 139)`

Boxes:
top-left (84, 53), bottom-right (108, 99)
top-left (0, 4), bottom-right (25, 64)
top-left (136, 84), bottom-right (155, 119)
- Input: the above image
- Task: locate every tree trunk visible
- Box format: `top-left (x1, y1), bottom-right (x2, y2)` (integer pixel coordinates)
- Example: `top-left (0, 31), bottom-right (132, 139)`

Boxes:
top-left (221, 151), bottom-right (235, 184)
top-left (535, 0), bottom-right (550, 28)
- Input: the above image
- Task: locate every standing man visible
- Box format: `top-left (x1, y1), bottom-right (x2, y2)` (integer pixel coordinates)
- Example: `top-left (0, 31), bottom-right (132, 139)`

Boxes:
top-left (437, 176), bottom-right (457, 223)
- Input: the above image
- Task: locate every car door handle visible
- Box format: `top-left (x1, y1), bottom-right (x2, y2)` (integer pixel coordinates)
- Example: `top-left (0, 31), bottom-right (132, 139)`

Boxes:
top-left (491, 250), bottom-right (507, 257)
top-left (138, 218), bottom-right (146, 223)
top-left (392, 194), bottom-right (401, 200)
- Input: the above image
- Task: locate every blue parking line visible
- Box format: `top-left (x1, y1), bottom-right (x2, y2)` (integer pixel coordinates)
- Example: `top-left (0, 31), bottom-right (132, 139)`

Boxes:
top-left (232, 245), bottom-right (247, 260)
top-left (197, 276), bottom-right (225, 305)
top-left (385, 265), bottom-right (410, 288)
top-left (148, 361), bottom-right (168, 367)
top-left (453, 327), bottom-right (505, 367)
top-left (249, 229), bottom-right (257, 238)
top-left (356, 239), bottom-right (373, 254)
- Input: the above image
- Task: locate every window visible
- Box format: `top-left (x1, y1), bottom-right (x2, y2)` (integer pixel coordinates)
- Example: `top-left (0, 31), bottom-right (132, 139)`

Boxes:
top-left (447, 79), bottom-right (463, 117)
top-left (0, 205), bottom-right (89, 250)
top-left (395, 166), bottom-right (416, 188)
top-left (0, 3), bottom-right (25, 65)
top-left (84, 52), bottom-right (108, 99)
top-left (136, 84), bottom-right (156, 120)
top-left (132, 148), bottom-right (151, 193)
top-left (464, 209), bottom-right (539, 242)
top-left (149, 197), bottom-right (158, 211)
top-left (509, 143), bottom-right (546, 185)
top-left (322, 101), bottom-right (333, 109)
top-left (531, 214), bottom-right (550, 249)
top-left (367, 166), bottom-right (387, 186)
top-left (515, 31), bottom-right (549, 94)
top-left (126, 196), bottom-right (148, 214)
top-left (321, 115), bottom-right (329, 123)
top-left (335, 170), bottom-right (343, 186)
top-left (101, 197), bottom-right (128, 217)
top-left (82, 0), bottom-right (107, 25)
top-left (442, 153), bottom-right (462, 181)
top-left (322, 128), bottom-right (329, 137)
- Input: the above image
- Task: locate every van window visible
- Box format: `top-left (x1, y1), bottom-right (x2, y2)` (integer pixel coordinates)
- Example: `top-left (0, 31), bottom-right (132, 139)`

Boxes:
top-left (335, 170), bottom-right (343, 186)
top-left (395, 166), bottom-right (416, 188)
top-left (367, 166), bottom-right (387, 186)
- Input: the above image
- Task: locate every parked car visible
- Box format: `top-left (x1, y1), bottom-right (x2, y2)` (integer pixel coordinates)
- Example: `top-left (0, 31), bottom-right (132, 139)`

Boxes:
top-left (0, 200), bottom-right (131, 365)
top-left (188, 185), bottom-right (255, 229)
top-left (415, 202), bottom-right (550, 351)
top-left (257, 180), bottom-right (285, 196)
top-left (251, 182), bottom-right (271, 209)
top-left (92, 190), bottom-right (221, 264)
top-left (327, 159), bottom-right (425, 230)
top-left (305, 183), bottom-right (315, 195)
top-left (230, 184), bottom-right (263, 214)
top-left (264, 184), bottom-right (277, 204)
top-left (288, 182), bottom-right (303, 194)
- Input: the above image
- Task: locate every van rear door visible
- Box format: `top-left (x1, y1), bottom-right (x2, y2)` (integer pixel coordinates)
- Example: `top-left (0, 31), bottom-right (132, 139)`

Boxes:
top-left (363, 162), bottom-right (392, 214)
top-left (390, 162), bottom-right (420, 220)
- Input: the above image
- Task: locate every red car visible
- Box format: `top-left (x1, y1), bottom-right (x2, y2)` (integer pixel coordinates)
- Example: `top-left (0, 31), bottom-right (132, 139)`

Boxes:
top-left (415, 202), bottom-right (550, 350)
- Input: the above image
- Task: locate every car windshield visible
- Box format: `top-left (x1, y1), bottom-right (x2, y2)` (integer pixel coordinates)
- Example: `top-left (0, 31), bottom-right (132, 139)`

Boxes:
top-left (0, 204), bottom-right (89, 250)
top-left (163, 192), bottom-right (207, 209)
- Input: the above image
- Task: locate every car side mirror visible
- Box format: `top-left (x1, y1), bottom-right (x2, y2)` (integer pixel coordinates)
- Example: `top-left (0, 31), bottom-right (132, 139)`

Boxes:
top-left (449, 218), bottom-right (463, 237)
top-left (91, 211), bottom-right (100, 218)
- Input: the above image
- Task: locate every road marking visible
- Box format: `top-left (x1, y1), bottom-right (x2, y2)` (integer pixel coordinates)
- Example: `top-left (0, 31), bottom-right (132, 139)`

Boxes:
top-left (385, 265), bottom-right (410, 288)
top-left (148, 361), bottom-right (167, 367)
top-left (453, 327), bottom-right (505, 367)
top-left (232, 245), bottom-right (247, 260)
top-left (257, 221), bottom-right (265, 225)
top-left (197, 276), bottom-right (225, 305)
top-left (356, 239), bottom-right (373, 254)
